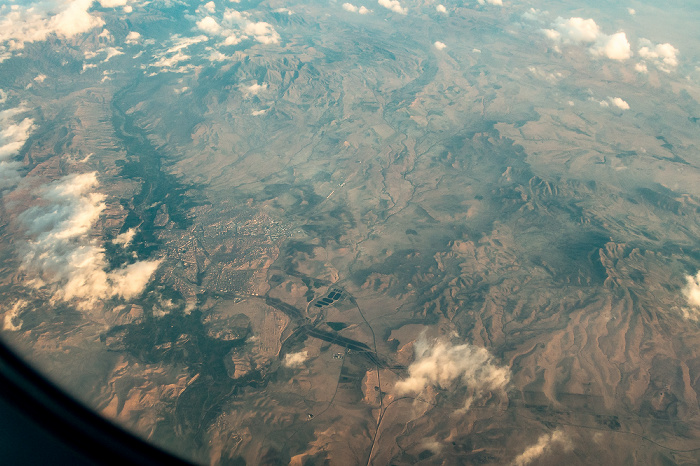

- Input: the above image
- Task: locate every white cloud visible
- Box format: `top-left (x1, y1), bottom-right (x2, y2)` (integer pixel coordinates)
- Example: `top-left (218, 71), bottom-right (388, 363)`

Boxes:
top-left (98, 0), bottom-right (128, 7)
top-left (202, 1), bottom-right (216, 13)
top-left (344, 3), bottom-right (370, 14)
top-left (542, 29), bottom-right (560, 41)
top-left (19, 173), bottom-right (161, 310)
top-left (223, 9), bottom-right (246, 22)
top-left (436, 4), bottom-right (446, 13)
top-left (395, 336), bottom-right (510, 410)
top-left (434, 41), bottom-right (447, 50)
top-left (283, 351), bottom-right (308, 367)
top-left (543, 17), bottom-right (632, 60)
top-left (243, 22), bottom-right (280, 44)
top-left (684, 272), bottom-right (700, 311)
top-left (635, 62), bottom-right (648, 73)
top-left (102, 46), bottom-right (124, 62)
top-left (97, 28), bottom-right (113, 41)
top-left (244, 82), bottom-right (268, 96)
top-left (207, 49), bottom-right (229, 61)
top-left (638, 39), bottom-right (679, 72)
top-left (512, 430), bottom-right (571, 466)
top-left (167, 34), bottom-right (210, 54)
top-left (194, 10), bottom-right (280, 45)
top-left (197, 16), bottom-right (222, 35)
top-left (627, 8), bottom-right (636, 15)
top-left (150, 34), bottom-right (208, 70)
top-left (34, 74), bottom-right (47, 83)
top-left (0, 0), bottom-right (105, 51)
top-left (552, 17), bottom-right (599, 42)
top-left (152, 51), bottom-right (190, 68)
top-left (0, 107), bottom-right (34, 189)
top-left (610, 97), bottom-right (629, 110)
top-left (221, 33), bottom-right (242, 46)
top-left (590, 32), bottom-right (631, 60)
top-left (125, 31), bottom-right (141, 45)
top-left (522, 8), bottom-right (546, 22)
top-left (477, 0), bottom-right (503, 5)
top-left (113, 228), bottom-right (137, 247)
top-left (3, 300), bottom-right (26, 331)
top-left (378, 0), bottom-right (407, 15)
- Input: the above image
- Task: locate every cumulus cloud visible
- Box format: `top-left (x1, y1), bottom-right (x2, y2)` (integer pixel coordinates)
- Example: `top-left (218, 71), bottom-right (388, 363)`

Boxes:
top-left (610, 97), bottom-right (629, 110)
top-left (3, 300), bottom-right (26, 331)
top-left (191, 9), bottom-right (280, 46)
top-left (125, 31), bottom-right (141, 45)
top-left (543, 17), bottom-right (631, 60)
top-left (477, 0), bottom-right (503, 6)
top-left (598, 97), bottom-right (630, 110)
top-left (343, 3), bottom-right (370, 14)
top-left (206, 49), bottom-right (230, 61)
top-left (197, 16), bottom-right (222, 35)
top-left (549, 17), bottom-right (599, 43)
top-left (436, 4), bottom-right (447, 13)
top-left (378, 0), bottom-right (407, 15)
top-left (0, 0), bottom-right (106, 53)
top-left (684, 272), bottom-right (700, 310)
top-left (97, 28), bottom-right (113, 42)
top-left (434, 41), bottom-right (447, 50)
top-left (638, 39), bottom-right (679, 72)
top-left (0, 107), bottom-right (34, 189)
top-left (113, 227), bottom-right (137, 247)
top-left (19, 173), bottom-right (161, 310)
top-left (590, 32), bottom-right (632, 60)
top-left (395, 335), bottom-right (510, 410)
top-left (522, 8), bottom-right (546, 22)
top-left (243, 22), bottom-right (280, 44)
top-left (244, 82), bottom-right (268, 96)
top-left (512, 430), bottom-right (571, 466)
top-left (98, 0), bottom-right (128, 7)
top-left (283, 351), bottom-right (308, 368)
top-left (202, 1), bottom-right (216, 13)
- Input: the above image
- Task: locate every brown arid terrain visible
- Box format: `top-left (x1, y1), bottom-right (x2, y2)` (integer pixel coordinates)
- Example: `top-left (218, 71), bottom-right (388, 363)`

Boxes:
top-left (1, 0), bottom-right (700, 464)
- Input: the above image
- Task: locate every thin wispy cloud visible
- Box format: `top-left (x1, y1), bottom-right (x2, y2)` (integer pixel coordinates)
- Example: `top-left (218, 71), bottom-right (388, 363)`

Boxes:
top-left (283, 351), bottom-right (308, 367)
top-left (512, 430), bottom-right (571, 466)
